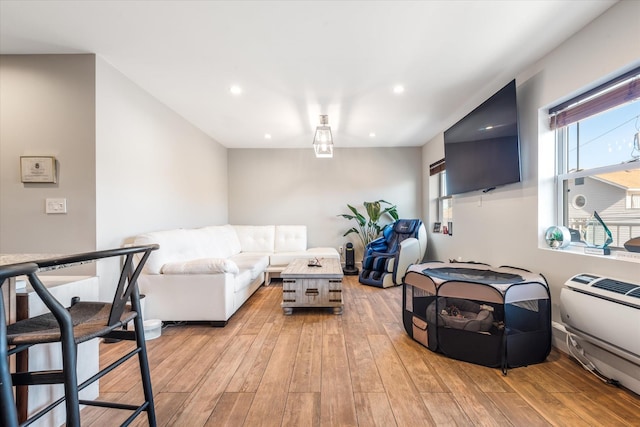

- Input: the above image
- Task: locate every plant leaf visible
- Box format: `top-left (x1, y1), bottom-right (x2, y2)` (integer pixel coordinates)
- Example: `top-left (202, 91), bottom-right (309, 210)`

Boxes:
top-left (337, 214), bottom-right (356, 220)
top-left (380, 204), bottom-right (399, 221)
top-left (364, 201), bottom-right (381, 222)
top-left (347, 204), bottom-right (360, 216)
top-left (342, 228), bottom-right (359, 237)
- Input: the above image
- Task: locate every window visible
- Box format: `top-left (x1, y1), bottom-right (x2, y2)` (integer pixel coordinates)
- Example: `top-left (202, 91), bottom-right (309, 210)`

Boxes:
top-left (439, 171), bottom-right (453, 226)
top-left (551, 67), bottom-right (640, 249)
top-left (628, 192), bottom-right (640, 209)
top-left (429, 159), bottom-right (452, 232)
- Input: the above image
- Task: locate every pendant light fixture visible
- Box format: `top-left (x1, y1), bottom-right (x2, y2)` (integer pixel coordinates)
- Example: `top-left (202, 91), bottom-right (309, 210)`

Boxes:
top-left (312, 115), bottom-right (334, 158)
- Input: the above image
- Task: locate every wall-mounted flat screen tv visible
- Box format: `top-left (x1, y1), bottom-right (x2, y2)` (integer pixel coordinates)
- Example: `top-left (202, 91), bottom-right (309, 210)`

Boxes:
top-left (444, 79), bottom-right (521, 195)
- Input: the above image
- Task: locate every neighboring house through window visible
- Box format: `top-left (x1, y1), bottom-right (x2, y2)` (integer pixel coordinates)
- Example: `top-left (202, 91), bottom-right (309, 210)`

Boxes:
top-left (550, 67), bottom-right (640, 249)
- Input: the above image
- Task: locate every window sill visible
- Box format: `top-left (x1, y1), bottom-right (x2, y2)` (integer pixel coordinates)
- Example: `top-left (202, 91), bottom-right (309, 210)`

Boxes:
top-left (539, 244), bottom-right (640, 264)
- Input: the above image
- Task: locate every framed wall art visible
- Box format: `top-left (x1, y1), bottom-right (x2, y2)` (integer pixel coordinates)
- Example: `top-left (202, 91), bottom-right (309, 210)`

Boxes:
top-left (20, 156), bottom-right (57, 183)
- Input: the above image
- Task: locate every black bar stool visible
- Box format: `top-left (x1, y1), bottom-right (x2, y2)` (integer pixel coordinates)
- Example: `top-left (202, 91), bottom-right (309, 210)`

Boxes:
top-left (1, 244), bottom-right (159, 427)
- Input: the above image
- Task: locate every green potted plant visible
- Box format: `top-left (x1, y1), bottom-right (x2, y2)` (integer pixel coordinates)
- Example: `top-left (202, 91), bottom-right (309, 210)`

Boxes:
top-left (337, 200), bottom-right (399, 249)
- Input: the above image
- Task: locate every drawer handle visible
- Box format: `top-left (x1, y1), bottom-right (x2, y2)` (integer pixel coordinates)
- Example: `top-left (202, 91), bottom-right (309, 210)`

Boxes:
top-left (305, 288), bottom-right (319, 296)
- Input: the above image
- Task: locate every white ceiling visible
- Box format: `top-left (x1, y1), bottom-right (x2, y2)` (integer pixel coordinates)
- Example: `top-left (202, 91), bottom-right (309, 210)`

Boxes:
top-left (0, 1), bottom-right (616, 149)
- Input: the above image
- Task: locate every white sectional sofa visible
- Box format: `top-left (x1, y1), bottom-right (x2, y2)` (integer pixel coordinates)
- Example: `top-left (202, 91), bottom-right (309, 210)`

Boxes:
top-left (132, 225), bottom-right (339, 325)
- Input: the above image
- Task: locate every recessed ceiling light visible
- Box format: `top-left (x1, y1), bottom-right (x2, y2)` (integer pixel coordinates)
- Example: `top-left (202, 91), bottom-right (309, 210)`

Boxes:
top-left (393, 85), bottom-right (405, 94)
top-left (369, 132), bottom-right (376, 138)
top-left (230, 85), bottom-right (243, 95)
top-left (264, 133), bottom-right (272, 139)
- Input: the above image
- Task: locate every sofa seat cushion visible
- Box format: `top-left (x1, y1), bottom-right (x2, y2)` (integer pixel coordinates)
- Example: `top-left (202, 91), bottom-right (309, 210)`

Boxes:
top-left (161, 258), bottom-right (239, 275)
top-left (233, 269), bottom-right (255, 293)
top-left (270, 247), bottom-right (340, 267)
top-left (269, 252), bottom-right (309, 267)
top-left (306, 247), bottom-right (341, 259)
top-left (230, 253), bottom-right (270, 281)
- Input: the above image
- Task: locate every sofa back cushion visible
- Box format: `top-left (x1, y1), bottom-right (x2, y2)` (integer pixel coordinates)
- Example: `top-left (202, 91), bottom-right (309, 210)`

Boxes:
top-left (274, 225), bottom-right (307, 252)
top-left (201, 225), bottom-right (242, 256)
top-left (233, 225), bottom-right (275, 253)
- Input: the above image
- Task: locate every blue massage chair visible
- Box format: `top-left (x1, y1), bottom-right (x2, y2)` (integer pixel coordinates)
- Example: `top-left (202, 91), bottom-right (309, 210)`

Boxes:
top-left (359, 219), bottom-right (427, 288)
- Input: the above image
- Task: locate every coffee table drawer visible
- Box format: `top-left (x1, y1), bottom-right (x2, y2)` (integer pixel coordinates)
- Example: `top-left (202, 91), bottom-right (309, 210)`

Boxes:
top-left (282, 278), bottom-right (343, 314)
top-left (281, 258), bottom-right (344, 315)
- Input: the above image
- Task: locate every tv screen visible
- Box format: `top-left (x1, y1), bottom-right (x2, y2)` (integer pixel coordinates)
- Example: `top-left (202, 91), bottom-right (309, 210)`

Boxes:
top-left (444, 80), bottom-right (521, 195)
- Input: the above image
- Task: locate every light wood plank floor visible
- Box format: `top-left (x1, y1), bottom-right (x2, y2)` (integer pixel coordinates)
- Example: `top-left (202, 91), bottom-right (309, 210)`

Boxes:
top-left (83, 276), bottom-right (640, 426)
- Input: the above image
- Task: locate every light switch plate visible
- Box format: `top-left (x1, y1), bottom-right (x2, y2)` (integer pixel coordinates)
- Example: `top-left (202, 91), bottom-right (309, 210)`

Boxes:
top-left (46, 198), bottom-right (67, 214)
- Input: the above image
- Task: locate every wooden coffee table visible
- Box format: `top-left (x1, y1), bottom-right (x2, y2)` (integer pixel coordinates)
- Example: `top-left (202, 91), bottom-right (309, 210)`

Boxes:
top-left (280, 258), bottom-right (343, 315)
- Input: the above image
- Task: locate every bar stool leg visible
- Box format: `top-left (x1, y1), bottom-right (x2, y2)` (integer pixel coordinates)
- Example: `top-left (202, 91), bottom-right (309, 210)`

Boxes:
top-left (1, 298), bottom-right (18, 427)
top-left (61, 331), bottom-right (81, 426)
top-left (132, 310), bottom-right (156, 426)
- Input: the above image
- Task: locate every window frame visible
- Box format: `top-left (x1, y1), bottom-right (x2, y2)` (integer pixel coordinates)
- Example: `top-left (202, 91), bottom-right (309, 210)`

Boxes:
top-left (551, 68), bottom-right (640, 251)
top-left (429, 159), bottom-right (453, 231)
top-left (628, 192), bottom-right (640, 210)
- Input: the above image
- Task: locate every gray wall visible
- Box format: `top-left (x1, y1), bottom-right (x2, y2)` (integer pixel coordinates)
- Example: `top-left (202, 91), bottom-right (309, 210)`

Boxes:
top-left (228, 147), bottom-right (422, 259)
top-left (0, 54), bottom-right (97, 258)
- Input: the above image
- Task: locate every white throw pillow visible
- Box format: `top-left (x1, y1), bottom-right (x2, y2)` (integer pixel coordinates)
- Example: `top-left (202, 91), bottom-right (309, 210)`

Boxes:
top-left (161, 258), bottom-right (239, 275)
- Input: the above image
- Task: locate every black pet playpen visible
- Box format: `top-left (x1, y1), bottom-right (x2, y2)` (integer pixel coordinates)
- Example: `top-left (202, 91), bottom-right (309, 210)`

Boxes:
top-left (403, 262), bottom-right (551, 373)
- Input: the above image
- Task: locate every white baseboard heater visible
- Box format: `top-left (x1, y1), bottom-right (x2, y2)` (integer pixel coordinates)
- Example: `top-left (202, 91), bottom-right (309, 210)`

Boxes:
top-left (561, 273), bottom-right (640, 366)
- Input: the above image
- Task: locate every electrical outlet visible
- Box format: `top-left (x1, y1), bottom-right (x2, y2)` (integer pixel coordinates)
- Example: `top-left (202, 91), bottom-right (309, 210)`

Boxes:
top-left (339, 246), bottom-right (343, 254)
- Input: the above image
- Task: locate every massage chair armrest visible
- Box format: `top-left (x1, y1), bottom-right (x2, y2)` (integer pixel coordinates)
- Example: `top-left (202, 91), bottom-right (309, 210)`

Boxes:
top-left (395, 238), bottom-right (421, 283)
top-left (367, 250), bottom-right (396, 259)
top-left (365, 236), bottom-right (388, 256)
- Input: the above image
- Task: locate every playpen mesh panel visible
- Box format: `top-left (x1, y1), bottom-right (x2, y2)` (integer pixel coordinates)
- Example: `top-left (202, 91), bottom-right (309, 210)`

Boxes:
top-left (504, 297), bottom-right (552, 368)
top-left (421, 267), bottom-right (523, 284)
top-left (437, 328), bottom-right (504, 367)
top-left (426, 297), bottom-right (494, 332)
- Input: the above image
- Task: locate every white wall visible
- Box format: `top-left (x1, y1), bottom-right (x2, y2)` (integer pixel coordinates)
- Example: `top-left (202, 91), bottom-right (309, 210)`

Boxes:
top-left (228, 147), bottom-right (423, 259)
top-left (422, 0), bottom-right (640, 386)
top-left (0, 55), bottom-right (97, 263)
top-left (95, 57), bottom-right (229, 298)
